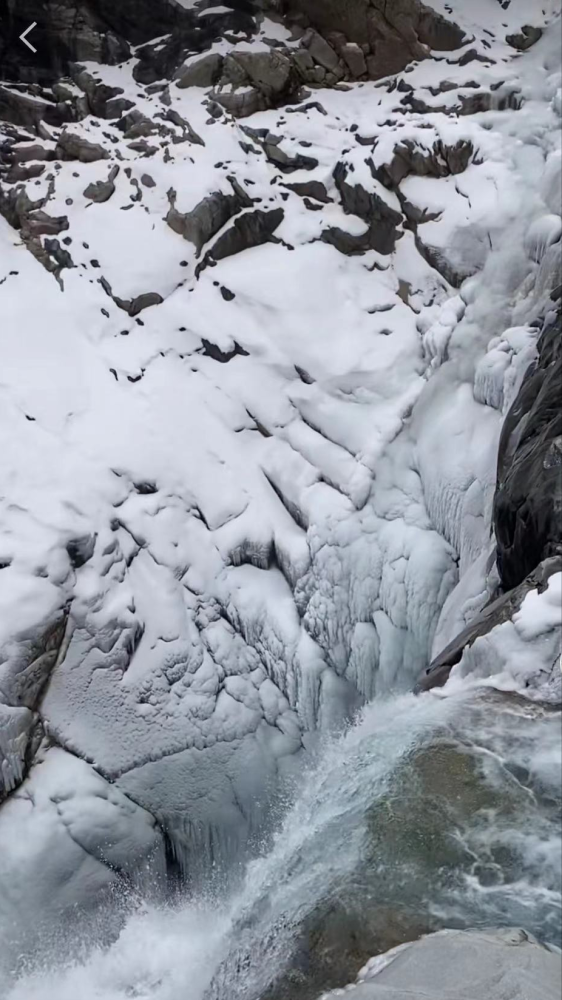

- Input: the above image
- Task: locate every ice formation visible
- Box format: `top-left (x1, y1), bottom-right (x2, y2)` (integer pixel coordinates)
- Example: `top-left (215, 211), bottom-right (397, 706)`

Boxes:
top-left (0, 0), bottom-right (560, 989)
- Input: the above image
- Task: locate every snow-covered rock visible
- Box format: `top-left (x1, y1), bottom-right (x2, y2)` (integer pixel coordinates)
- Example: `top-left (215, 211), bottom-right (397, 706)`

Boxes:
top-left (0, 747), bottom-right (165, 975)
top-left (0, 0), bottom-right (560, 949)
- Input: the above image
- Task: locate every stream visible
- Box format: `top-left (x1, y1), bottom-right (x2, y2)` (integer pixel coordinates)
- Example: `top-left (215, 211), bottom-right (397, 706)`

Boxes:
top-left (6, 683), bottom-right (561, 1000)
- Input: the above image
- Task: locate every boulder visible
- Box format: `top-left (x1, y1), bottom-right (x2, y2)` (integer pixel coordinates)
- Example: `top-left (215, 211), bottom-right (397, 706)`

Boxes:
top-left (83, 165), bottom-right (119, 203)
top-left (319, 927), bottom-right (562, 999)
top-left (506, 24), bottom-right (543, 51)
top-left (128, 292), bottom-right (164, 316)
top-left (231, 50), bottom-right (293, 97)
top-left (213, 87), bottom-right (268, 118)
top-left (302, 30), bottom-right (340, 73)
top-left (341, 42), bottom-right (367, 78)
top-left (284, 180), bottom-right (331, 203)
top-left (21, 210), bottom-right (69, 239)
top-left (10, 143), bottom-right (54, 163)
top-left (176, 53), bottom-right (224, 89)
top-left (70, 65), bottom-right (132, 118)
top-left (56, 130), bottom-right (110, 162)
top-left (0, 86), bottom-right (72, 129)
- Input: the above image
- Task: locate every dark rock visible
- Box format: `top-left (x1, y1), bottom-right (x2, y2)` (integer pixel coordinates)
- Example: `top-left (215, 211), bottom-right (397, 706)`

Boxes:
top-left (43, 238), bottom-right (74, 271)
top-left (286, 100), bottom-right (328, 116)
top-left (200, 339), bottom-right (249, 363)
top-left (10, 143), bottom-right (54, 163)
top-left (220, 286), bottom-right (236, 301)
top-left (457, 47), bottom-right (493, 66)
top-left (207, 207), bottom-right (285, 264)
top-left (127, 139), bottom-right (158, 155)
top-left (166, 180), bottom-right (252, 255)
top-left (213, 87), bottom-right (267, 118)
top-left (285, 0), bottom-right (465, 80)
top-left (321, 226), bottom-right (371, 256)
top-left (0, 86), bottom-right (72, 129)
top-left (414, 233), bottom-right (472, 288)
top-left (22, 211), bottom-right (69, 239)
top-left (374, 139), bottom-right (474, 188)
top-left (70, 66), bottom-right (131, 119)
top-left (66, 533), bottom-right (96, 569)
top-left (83, 165), bottom-right (119, 203)
top-left (341, 42), bottom-right (367, 78)
top-left (128, 292), bottom-right (163, 316)
top-left (176, 53), bottom-right (224, 89)
top-left (302, 29), bottom-right (340, 72)
top-left (229, 50), bottom-right (293, 99)
top-left (333, 159), bottom-right (403, 254)
top-left (494, 308), bottom-right (562, 591)
top-left (242, 128), bottom-right (318, 172)
top-left (141, 173), bottom-right (156, 188)
top-left (5, 162), bottom-right (46, 183)
top-left (164, 109), bottom-right (205, 146)
top-left (56, 130), bottom-right (110, 162)
top-left (284, 180), bottom-right (331, 203)
top-left (506, 24), bottom-right (543, 51)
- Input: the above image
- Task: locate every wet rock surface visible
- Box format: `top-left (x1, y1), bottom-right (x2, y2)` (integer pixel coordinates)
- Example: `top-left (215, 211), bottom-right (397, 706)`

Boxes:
top-left (494, 307), bottom-right (562, 592)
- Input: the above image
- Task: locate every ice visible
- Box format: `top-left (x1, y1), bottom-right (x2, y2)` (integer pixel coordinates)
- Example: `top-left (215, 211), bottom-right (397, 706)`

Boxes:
top-left (0, 0), bottom-right (561, 961)
top-left (0, 747), bottom-right (164, 975)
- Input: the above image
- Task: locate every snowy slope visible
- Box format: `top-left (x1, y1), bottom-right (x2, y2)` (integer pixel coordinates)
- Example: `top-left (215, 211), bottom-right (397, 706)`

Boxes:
top-left (0, 0), bottom-right (561, 954)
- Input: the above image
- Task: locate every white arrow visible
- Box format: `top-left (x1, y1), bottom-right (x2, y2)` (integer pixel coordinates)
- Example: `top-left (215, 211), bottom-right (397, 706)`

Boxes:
top-left (20, 22), bottom-right (37, 53)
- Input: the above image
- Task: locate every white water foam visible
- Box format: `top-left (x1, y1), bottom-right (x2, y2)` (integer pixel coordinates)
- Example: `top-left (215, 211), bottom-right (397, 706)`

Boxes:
top-left (5, 687), bottom-right (560, 1000)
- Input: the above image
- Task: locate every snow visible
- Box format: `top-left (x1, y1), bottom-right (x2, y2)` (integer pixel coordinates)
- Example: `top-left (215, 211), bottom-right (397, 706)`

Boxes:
top-left (0, 0), bottom-right (561, 955)
top-left (447, 573), bottom-right (562, 703)
top-left (0, 747), bottom-right (164, 975)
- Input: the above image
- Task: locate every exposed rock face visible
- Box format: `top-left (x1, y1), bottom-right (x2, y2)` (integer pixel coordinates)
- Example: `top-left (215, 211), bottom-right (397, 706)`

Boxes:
top-left (166, 182), bottom-right (253, 255)
top-left (330, 159), bottom-right (403, 255)
top-left (319, 927), bottom-right (562, 999)
top-left (0, 85), bottom-right (73, 129)
top-left (374, 139), bottom-right (475, 188)
top-left (285, 0), bottom-right (466, 79)
top-left (206, 206), bottom-right (285, 263)
top-left (495, 307), bottom-right (562, 591)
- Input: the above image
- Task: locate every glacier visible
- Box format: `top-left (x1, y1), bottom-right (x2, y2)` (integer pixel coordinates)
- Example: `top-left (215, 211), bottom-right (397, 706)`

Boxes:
top-left (0, 0), bottom-right (560, 996)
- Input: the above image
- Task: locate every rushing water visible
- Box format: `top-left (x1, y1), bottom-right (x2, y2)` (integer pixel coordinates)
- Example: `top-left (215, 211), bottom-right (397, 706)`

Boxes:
top-left (4, 684), bottom-right (561, 1000)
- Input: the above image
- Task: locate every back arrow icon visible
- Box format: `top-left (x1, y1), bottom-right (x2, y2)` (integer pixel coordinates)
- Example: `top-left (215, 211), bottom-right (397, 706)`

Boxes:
top-left (20, 22), bottom-right (37, 53)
